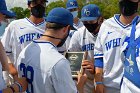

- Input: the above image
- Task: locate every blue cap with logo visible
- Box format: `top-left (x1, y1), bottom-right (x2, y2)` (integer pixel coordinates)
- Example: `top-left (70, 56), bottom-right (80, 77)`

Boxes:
top-left (0, 0), bottom-right (16, 18)
top-left (66, 0), bottom-right (78, 10)
top-left (81, 4), bottom-right (101, 21)
top-left (46, 7), bottom-right (76, 30)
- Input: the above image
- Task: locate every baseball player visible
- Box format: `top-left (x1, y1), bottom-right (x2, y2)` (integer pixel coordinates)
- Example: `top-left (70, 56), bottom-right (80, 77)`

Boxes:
top-left (1, 0), bottom-right (47, 79)
top-left (57, 0), bottom-right (84, 54)
top-left (66, 0), bottom-right (83, 30)
top-left (16, 7), bottom-right (87, 93)
top-left (0, 0), bottom-right (27, 92)
top-left (0, 0), bottom-right (16, 88)
top-left (94, 0), bottom-right (139, 93)
top-left (0, 41), bottom-right (9, 89)
top-left (68, 4), bottom-right (103, 93)
top-left (120, 15), bottom-right (140, 93)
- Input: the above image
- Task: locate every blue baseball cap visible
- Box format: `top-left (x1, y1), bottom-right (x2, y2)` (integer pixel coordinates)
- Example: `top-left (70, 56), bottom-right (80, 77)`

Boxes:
top-left (66, 0), bottom-right (78, 10)
top-left (0, 0), bottom-right (16, 18)
top-left (81, 4), bottom-right (101, 21)
top-left (46, 7), bottom-right (76, 30)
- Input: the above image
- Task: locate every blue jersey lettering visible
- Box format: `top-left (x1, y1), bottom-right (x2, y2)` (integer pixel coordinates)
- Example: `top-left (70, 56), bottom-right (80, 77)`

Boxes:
top-left (82, 43), bottom-right (94, 51)
top-left (19, 33), bottom-right (42, 44)
top-left (105, 38), bottom-right (121, 51)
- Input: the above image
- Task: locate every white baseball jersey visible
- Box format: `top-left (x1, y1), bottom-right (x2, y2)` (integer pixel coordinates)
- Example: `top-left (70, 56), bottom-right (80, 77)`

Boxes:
top-left (120, 17), bottom-right (140, 93)
top-left (94, 14), bottom-right (133, 91)
top-left (0, 63), bottom-right (6, 90)
top-left (1, 18), bottom-right (46, 65)
top-left (16, 40), bottom-right (77, 93)
top-left (57, 19), bottom-right (84, 54)
top-left (68, 26), bottom-right (96, 59)
top-left (68, 26), bottom-right (96, 93)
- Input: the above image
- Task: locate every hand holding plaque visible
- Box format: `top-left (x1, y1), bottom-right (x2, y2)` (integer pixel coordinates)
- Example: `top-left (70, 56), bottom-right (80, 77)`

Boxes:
top-left (65, 52), bottom-right (86, 78)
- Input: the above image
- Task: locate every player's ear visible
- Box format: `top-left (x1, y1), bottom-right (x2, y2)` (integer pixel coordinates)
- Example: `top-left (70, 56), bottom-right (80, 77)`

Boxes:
top-left (28, 5), bottom-right (31, 10)
top-left (77, 8), bottom-right (80, 12)
top-left (63, 25), bottom-right (70, 34)
top-left (98, 16), bottom-right (103, 25)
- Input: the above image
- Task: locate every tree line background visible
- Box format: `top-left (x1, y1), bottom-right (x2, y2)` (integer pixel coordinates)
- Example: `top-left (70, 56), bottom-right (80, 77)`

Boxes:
top-left (10, 0), bottom-right (140, 19)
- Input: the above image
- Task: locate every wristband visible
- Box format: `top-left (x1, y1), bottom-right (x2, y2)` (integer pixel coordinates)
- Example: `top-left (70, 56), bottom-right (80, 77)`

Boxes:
top-left (15, 82), bottom-right (22, 92)
top-left (9, 86), bottom-right (15, 93)
top-left (0, 90), bottom-right (2, 93)
top-left (95, 82), bottom-right (103, 85)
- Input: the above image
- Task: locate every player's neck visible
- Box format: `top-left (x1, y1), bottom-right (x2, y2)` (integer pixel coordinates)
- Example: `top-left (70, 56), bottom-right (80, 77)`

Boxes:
top-left (28, 16), bottom-right (44, 25)
top-left (39, 31), bottom-right (61, 46)
top-left (120, 13), bottom-right (138, 25)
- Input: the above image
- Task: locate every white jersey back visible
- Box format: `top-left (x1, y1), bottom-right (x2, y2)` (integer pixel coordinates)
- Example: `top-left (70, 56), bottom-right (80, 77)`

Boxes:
top-left (1, 18), bottom-right (46, 65)
top-left (16, 40), bottom-right (77, 93)
top-left (0, 63), bottom-right (6, 90)
top-left (120, 19), bottom-right (140, 93)
top-left (94, 14), bottom-right (132, 89)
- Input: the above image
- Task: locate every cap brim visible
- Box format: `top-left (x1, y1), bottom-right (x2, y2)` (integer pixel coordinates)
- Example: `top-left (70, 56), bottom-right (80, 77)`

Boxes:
top-left (0, 10), bottom-right (16, 18)
top-left (67, 6), bottom-right (78, 10)
top-left (81, 17), bottom-right (98, 21)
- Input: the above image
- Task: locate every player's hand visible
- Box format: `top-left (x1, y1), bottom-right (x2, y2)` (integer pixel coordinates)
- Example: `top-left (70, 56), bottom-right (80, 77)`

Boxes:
top-left (82, 60), bottom-right (94, 74)
top-left (95, 84), bottom-right (105, 93)
top-left (15, 77), bottom-right (28, 92)
top-left (77, 72), bottom-right (87, 93)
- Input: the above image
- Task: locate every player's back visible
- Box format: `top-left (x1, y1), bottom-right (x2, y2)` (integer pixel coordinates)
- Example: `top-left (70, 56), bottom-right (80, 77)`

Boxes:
top-left (16, 40), bottom-right (77, 93)
top-left (1, 18), bottom-right (46, 65)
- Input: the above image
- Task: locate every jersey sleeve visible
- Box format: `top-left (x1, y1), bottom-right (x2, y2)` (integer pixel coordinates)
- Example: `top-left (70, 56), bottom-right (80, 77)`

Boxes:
top-left (68, 31), bottom-right (81, 52)
top-left (1, 23), bottom-right (14, 55)
top-left (94, 23), bottom-right (105, 58)
top-left (94, 23), bottom-right (106, 68)
top-left (50, 58), bottom-right (77, 93)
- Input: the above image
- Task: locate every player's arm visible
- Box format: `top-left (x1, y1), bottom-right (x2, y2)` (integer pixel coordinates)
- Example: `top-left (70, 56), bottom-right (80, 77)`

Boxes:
top-left (1, 24), bottom-right (18, 80)
top-left (94, 57), bottom-right (104, 93)
top-left (0, 41), bottom-right (9, 71)
top-left (94, 22), bottom-right (105, 93)
top-left (1, 77), bottom-right (28, 93)
top-left (77, 73), bottom-right (87, 93)
top-left (8, 59), bottom-right (18, 80)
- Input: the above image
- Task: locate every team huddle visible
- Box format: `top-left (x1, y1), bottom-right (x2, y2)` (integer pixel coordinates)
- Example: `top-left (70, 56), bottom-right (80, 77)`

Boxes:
top-left (0, 0), bottom-right (140, 93)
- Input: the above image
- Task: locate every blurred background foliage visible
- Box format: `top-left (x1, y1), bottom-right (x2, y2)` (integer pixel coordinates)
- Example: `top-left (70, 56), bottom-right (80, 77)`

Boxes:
top-left (11, 0), bottom-right (138, 19)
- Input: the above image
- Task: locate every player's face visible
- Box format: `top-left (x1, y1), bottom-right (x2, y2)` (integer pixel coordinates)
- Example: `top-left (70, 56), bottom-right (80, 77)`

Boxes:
top-left (68, 8), bottom-right (79, 19)
top-left (28, 0), bottom-right (46, 18)
top-left (119, 0), bottom-right (139, 16)
top-left (69, 8), bottom-right (78, 12)
top-left (83, 19), bottom-right (99, 34)
top-left (83, 20), bottom-right (98, 24)
top-left (29, 0), bottom-right (46, 7)
top-left (0, 13), bottom-right (6, 23)
top-left (130, 0), bottom-right (139, 2)
top-left (57, 26), bottom-right (70, 47)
